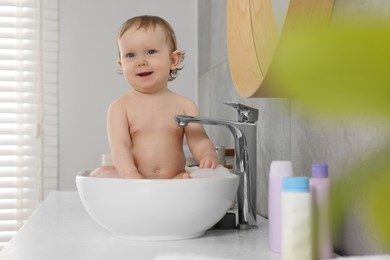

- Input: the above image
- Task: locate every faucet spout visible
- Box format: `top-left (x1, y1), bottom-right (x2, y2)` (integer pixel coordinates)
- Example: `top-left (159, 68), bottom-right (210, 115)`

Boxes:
top-left (175, 114), bottom-right (257, 228)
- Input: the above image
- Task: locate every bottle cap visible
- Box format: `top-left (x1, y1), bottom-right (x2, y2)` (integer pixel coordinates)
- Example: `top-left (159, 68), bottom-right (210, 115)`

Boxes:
top-left (282, 177), bottom-right (309, 192)
top-left (102, 154), bottom-right (113, 166)
top-left (312, 164), bottom-right (328, 178)
top-left (269, 161), bottom-right (294, 177)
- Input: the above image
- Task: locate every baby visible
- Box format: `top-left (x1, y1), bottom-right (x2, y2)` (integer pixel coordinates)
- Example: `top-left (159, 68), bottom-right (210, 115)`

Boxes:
top-left (91, 15), bottom-right (219, 179)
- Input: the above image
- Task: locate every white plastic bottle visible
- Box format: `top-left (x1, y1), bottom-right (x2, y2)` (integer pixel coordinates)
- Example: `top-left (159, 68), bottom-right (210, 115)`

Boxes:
top-left (310, 164), bottom-right (333, 259)
top-left (268, 161), bottom-right (294, 253)
top-left (281, 176), bottom-right (313, 260)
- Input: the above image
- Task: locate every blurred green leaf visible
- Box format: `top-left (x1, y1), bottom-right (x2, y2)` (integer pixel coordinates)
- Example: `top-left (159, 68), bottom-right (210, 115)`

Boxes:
top-left (331, 145), bottom-right (390, 252)
top-left (363, 161), bottom-right (390, 250)
top-left (270, 19), bottom-right (390, 118)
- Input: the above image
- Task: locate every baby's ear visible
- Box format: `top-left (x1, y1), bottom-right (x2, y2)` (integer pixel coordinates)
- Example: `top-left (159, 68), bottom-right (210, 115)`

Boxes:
top-left (117, 60), bottom-right (124, 75)
top-left (170, 50), bottom-right (182, 69)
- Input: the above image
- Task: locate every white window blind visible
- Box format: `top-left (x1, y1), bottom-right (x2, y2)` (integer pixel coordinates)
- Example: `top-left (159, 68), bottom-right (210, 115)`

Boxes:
top-left (0, 0), bottom-right (58, 250)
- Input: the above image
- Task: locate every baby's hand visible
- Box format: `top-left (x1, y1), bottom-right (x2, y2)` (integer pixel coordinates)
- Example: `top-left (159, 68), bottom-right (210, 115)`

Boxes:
top-left (199, 155), bottom-right (219, 169)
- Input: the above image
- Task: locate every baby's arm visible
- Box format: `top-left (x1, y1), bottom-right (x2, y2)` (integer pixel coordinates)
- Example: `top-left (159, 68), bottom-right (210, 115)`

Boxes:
top-left (183, 101), bottom-right (219, 169)
top-left (107, 100), bottom-right (144, 179)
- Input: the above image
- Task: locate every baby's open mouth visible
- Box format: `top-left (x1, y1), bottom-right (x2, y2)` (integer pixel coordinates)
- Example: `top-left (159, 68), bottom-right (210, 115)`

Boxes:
top-left (137, 72), bottom-right (153, 77)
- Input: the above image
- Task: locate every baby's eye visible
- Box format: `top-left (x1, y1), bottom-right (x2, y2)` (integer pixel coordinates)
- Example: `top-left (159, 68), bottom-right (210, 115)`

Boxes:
top-left (147, 49), bottom-right (157, 55)
top-left (125, 53), bottom-right (135, 58)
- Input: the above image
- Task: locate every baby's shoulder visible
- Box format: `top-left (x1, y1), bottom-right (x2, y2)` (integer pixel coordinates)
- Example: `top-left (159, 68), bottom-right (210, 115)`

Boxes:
top-left (117, 91), bottom-right (139, 104)
top-left (109, 96), bottom-right (125, 109)
top-left (169, 93), bottom-right (198, 115)
top-left (108, 92), bottom-right (134, 112)
top-left (171, 92), bottom-right (196, 107)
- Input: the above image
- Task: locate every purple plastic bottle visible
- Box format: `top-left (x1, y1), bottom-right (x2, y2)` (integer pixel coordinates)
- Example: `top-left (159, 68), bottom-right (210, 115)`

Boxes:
top-left (310, 164), bottom-right (333, 259)
top-left (268, 161), bottom-right (294, 253)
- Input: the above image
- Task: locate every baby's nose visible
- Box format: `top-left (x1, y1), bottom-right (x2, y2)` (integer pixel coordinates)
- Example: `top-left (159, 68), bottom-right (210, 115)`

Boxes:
top-left (137, 55), bottom-right (148, 66)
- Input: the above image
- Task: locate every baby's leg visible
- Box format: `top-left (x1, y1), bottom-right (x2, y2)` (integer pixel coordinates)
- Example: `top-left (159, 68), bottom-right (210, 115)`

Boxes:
top-left (173, 171), bottom-right (191, 179)
top-left (89, 167), bottom-right (119, 178)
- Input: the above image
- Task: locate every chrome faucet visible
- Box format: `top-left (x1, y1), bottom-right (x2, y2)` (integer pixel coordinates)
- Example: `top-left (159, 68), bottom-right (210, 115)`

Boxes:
top-left (175, 102), bottom-right (258, 229)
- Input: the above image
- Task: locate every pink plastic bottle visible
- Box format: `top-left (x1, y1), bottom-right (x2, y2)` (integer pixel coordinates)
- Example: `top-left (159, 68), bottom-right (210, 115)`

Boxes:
top-left (268, 161), bottom-right (294, 253)
top-left (310, 164), bottom-right (333, 259)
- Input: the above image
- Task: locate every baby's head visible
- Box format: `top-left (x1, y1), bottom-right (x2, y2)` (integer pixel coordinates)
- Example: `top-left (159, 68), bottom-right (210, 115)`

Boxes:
top-left (117, 15), bottom-right (184, 81)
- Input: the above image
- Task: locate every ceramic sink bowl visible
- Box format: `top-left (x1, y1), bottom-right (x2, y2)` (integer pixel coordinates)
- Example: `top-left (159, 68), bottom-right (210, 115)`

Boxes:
top-left (76, 166), bottom-right (239, 240)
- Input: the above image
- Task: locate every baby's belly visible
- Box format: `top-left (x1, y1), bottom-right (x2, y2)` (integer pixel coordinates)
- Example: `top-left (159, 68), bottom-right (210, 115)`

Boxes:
top-left (133, 146), bottom-right (186, 179)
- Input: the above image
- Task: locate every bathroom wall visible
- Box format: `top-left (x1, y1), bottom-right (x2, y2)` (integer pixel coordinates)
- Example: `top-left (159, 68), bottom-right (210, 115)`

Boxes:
top-left (198, 0), bottom-right (390, 256)
top-left (59, 0), bottom-right (198, 190)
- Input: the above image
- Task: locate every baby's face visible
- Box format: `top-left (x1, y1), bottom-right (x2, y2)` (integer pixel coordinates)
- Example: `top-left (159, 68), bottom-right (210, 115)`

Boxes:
top-left (117, 25), bottom-right (180, 94)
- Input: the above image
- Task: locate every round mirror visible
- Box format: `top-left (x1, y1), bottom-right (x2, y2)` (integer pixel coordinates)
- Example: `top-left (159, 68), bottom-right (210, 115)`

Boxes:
top-left (227, 0), bottom-right (335, 97)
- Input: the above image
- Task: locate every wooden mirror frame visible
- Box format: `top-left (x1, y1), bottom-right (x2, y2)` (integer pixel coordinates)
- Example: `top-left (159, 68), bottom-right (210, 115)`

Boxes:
top-left (227, 0), bottom-right (335, 97)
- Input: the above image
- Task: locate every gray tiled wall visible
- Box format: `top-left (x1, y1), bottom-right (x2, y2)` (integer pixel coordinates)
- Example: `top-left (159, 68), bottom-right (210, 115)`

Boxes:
top-left (198, 0), bottom-right (390, 256)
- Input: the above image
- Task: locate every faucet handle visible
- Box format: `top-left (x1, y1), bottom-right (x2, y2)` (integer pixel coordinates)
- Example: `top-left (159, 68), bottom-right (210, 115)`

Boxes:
top-left (223, 102), bottom-right (259, 123)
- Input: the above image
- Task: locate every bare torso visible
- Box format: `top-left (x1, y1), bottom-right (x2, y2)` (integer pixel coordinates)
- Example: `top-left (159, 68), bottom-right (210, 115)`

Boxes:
top-left (124, 90), bottom-right (188, 178)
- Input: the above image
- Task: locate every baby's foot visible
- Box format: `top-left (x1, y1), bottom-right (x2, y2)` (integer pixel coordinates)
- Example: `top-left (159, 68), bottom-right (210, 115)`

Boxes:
top-left (89, 167), bottom-right (118, 178)
top-left (182, 172), bottom-right (191, 179)
top-left (173, 172), bottom-right (191, 179)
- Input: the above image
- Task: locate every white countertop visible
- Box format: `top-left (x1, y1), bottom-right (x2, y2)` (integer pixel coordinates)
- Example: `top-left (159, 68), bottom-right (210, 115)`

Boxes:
top-left (0, 191), bottom-right (280, 260)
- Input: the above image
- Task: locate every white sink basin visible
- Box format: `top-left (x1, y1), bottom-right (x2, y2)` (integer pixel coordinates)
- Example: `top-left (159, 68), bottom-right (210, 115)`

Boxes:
top-left (76, 166), bottom-right (239, 240)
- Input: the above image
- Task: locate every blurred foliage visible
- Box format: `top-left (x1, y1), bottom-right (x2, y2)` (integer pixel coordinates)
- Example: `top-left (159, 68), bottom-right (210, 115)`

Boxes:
top-left (331, 145), bottom-right (390, 251)
top-left (269, 16), bottom-right (390, 251)
top-left (271, 17), bottom-right (390, 119)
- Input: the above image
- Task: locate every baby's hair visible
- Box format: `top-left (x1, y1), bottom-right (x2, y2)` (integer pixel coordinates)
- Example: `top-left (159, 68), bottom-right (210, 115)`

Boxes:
top-left (117, 15), bottom-right (185, 81)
